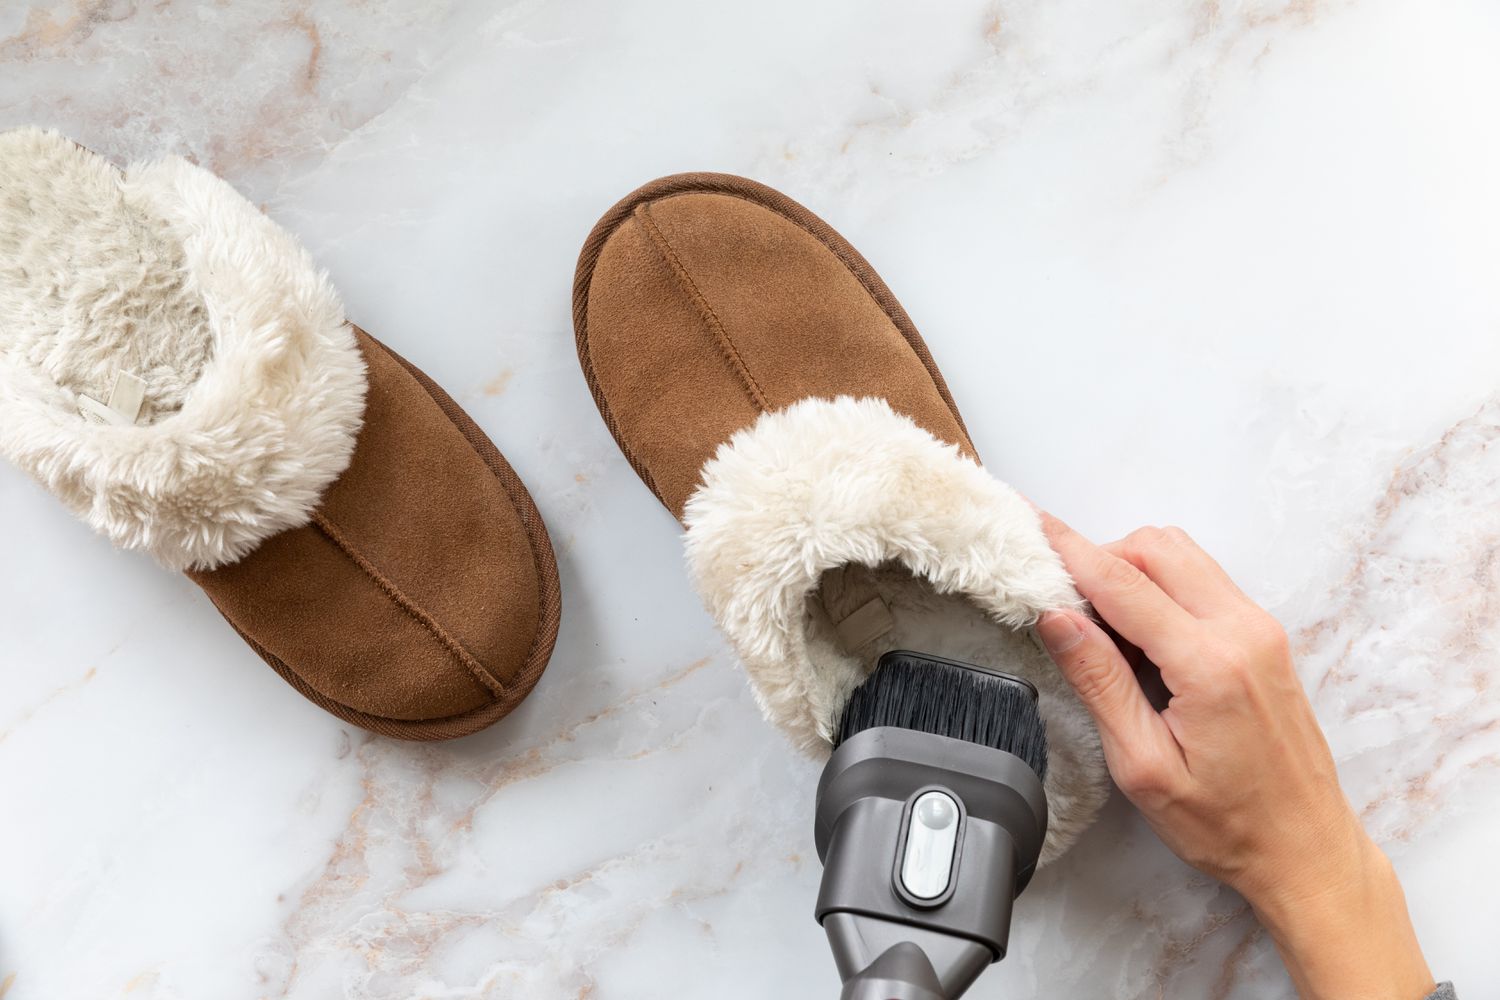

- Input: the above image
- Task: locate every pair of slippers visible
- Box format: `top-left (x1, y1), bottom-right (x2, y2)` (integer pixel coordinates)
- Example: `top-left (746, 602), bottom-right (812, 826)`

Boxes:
top-left (1, 129), bottom-right (1107, 861)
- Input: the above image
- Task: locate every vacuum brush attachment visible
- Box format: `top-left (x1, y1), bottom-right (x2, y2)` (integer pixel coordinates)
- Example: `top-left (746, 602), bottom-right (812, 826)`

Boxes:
top-left (815, 650), bottom-right (1049, 1000)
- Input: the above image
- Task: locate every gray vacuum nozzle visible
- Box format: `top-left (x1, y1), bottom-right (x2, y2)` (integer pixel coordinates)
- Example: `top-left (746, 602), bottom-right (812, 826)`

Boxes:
top-left (814, 725), bottom-right (1048, 1000)
top-left (836, 940), bottom-right (946, 1000)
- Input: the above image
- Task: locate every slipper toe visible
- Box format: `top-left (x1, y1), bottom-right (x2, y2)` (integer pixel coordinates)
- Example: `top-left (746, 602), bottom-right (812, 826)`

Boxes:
top-left (192, 332), bottom-right (560, 740)
top-left (577, 175), bottom-right (974, 517)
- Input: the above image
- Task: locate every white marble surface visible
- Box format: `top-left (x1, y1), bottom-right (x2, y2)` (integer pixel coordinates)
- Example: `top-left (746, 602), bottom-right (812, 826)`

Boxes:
top-left (2, 1), bottom-right (1498, 997)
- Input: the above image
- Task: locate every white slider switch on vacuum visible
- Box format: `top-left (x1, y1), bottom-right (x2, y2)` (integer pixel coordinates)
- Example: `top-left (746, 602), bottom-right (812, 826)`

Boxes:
top-left (900, 790), bottom-right (961, 900)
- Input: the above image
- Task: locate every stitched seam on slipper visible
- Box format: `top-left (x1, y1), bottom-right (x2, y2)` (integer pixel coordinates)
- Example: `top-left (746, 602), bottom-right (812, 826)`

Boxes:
top-left (634, 201), bottom-right (770, 413)
top-left (641, 184), bottom-right (973, 454)
top-left (310, 510), bottom-right (506, 699)
top-left (377, 335), bottom-right (560, 698)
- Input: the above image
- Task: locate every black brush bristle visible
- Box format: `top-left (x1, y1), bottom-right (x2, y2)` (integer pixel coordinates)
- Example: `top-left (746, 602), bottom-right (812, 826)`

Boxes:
top-left (834, 651), bottom-right (1048, 779)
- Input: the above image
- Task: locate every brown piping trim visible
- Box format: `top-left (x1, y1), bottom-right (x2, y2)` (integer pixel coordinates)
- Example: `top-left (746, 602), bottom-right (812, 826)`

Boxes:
top-left (635, 202), bottom-right (770, 413)
top-left (570, 172), bottom-right (978, 519)
top-left (310, 509), bottom-right (504, 698)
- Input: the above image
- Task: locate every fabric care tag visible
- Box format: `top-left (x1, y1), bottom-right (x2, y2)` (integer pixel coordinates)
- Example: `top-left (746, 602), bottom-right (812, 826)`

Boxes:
top-left (1025, 625), bottom-right (1052, 659)
top-left (834, 596), bottom-right (897, 651)
top-left (78, 372), bottom-right (147, 426)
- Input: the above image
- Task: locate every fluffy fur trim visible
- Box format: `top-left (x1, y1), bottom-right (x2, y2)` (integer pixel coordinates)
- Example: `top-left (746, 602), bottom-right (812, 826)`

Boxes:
top-left (0, 127), bottom-right (365, 570)
top-left (683, 396), bottom-right (1110, 863)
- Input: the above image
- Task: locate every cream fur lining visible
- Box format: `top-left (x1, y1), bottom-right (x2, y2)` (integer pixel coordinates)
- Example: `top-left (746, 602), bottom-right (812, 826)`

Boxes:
top-left (0, 128), bottom-right (365, 571)
top-left (683, 396), bottom-right (1110, 864)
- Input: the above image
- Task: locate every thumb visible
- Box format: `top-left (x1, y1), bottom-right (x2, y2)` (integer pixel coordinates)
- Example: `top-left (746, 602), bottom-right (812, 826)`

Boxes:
top-left (1037, 608), bottom-right (1181, 777)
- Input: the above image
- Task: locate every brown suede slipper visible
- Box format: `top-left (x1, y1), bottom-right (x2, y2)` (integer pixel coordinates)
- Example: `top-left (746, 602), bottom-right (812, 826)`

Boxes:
top-left (0, 128), bottom-right (560, 741)
top-left (572, 173), bottom-right (1109, 863)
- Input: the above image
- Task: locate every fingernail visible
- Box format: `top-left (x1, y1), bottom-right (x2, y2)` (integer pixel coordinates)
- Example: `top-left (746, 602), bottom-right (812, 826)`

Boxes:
top-left (1037, 611), bottom-right (1084, 654)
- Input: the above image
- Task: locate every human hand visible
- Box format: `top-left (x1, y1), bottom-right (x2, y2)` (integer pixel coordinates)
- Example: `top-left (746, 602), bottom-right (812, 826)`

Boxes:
top-left (1035, 517), bottom-right (1433, 1000)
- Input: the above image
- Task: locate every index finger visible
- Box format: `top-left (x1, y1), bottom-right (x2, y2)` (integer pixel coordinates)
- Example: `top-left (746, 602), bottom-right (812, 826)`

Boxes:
top-left (1041, 514), bottom-right (1204, 668)
top-left (1102, 526), bottom-right (1248, 620)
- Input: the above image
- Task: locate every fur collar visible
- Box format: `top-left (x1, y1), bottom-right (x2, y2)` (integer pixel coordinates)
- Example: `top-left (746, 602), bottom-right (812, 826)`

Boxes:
top-left (683, 396), bottom-right (1109, 863)
top-left (0, 127), bottom-right (365, 570)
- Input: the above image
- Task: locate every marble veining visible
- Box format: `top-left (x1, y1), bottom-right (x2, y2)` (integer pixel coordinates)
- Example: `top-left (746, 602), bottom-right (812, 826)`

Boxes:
top-left (2, 1), bottom-right (1498, 998)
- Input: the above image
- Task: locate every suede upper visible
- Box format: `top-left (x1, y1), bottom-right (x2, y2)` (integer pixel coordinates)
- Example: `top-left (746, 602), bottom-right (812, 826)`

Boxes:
top-left (192, 331), bottom-right (559, 736)
top-left (580, 184), bottom-right (975, 518)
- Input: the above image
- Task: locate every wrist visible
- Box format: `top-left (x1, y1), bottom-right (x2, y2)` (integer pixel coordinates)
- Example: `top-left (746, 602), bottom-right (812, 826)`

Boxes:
top-left (1246, 835), bottom-right (1433, 1000)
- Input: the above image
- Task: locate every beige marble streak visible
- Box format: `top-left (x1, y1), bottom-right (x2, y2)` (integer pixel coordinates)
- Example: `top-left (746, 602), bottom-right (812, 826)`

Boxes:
top-left (0, 2), bottom-right (472, 196)
top-left (0, 667), bottom-right (95, 746)
top-left (756, 0), bottom-right (1357, 196)
top-left (1301, 399), bottom-right (1500, 844)
top-left (269, 656), bottom-right (719, 997)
